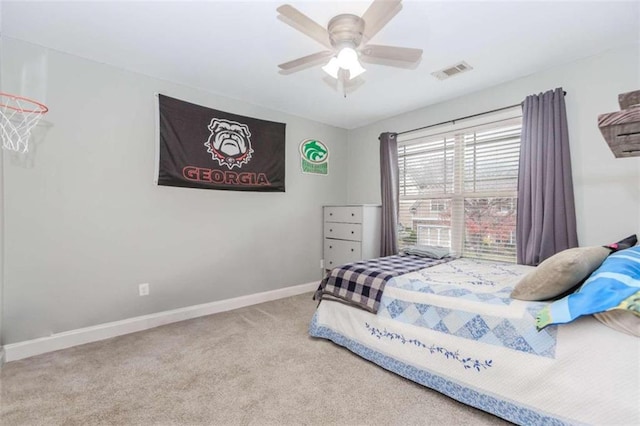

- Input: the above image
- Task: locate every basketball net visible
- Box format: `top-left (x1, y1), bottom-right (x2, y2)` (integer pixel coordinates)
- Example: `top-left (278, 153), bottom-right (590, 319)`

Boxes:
top-left (0, 92), bottom-right (49, 153)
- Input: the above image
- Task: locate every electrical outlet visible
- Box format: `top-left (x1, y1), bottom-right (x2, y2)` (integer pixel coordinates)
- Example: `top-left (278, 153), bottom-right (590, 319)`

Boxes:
top-left (138, 283), bottom-right (150, 296)
top-left (320, 259), bottom-right (324, 269)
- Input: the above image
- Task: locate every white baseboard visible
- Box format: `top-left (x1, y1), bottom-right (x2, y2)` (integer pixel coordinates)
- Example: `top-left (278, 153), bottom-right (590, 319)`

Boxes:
top-left (4, 282), bottom-right (318, 362)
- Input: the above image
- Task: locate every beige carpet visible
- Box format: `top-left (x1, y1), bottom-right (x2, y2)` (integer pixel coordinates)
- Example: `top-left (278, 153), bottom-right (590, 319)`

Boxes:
top-left (1, 293), bottom-right (509, 425)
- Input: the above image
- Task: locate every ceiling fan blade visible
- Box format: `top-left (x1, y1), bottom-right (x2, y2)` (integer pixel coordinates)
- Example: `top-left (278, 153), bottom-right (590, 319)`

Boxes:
top-left (360, 44), bottom-right (422, 63)
top-left (361, 0), bottom-right (402, 42)
top-left (277, 4), bottom-right (332, 49)
top-left (278, 51), bottom-right (334, 74)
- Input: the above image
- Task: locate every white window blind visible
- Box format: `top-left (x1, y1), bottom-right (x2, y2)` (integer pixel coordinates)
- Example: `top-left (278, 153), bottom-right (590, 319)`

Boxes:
top-left (398, 115), bottom-right (522, 262)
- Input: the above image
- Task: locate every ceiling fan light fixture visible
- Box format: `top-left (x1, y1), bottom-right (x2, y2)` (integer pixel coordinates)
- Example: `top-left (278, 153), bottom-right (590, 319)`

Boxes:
top-left (336, 47), bottom-right (358, 68)
top-left (347, 60), bottom-right (366, 79)
top-left (323, 47), bottom-right (366, 80)
top-left (322, 57), bottom-right (340, 79)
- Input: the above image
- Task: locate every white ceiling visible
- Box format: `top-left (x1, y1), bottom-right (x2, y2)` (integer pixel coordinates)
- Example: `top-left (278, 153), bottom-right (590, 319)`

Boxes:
top-left (2, 1), bottom-right (639, 129)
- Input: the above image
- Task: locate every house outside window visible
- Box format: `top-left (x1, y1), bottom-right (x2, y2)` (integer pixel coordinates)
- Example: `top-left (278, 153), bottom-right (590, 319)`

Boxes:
top-left (397, 109), bottom-right (522, 262)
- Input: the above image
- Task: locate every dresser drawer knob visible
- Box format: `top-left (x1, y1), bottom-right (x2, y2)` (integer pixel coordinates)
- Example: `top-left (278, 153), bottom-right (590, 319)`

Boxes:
top-left (351, 213), bottom-right (354, 216)
top-left (330, 229), bottom-right (333, 232)
top-left (351, 231), bottom-right (354, 234)
top-left (351, 248), bottom-right (354, 252)
top-left (329, 246), bottom-right (332, 249)
top-left (329, 213), bottom-right (333, 216)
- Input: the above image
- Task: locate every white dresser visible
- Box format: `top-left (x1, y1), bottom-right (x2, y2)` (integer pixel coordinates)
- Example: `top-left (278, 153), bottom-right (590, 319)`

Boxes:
top-left (323, 204), bottom-right (381, 270)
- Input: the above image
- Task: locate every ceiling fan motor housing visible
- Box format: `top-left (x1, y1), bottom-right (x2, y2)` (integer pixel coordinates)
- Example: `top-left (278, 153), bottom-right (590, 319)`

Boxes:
top-left (328, 14), bottom-right (365, 50)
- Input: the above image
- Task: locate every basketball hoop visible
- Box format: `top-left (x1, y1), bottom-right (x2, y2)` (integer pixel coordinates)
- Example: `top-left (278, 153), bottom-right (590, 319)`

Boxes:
top-left (0, 92), bottom-right (49, 153)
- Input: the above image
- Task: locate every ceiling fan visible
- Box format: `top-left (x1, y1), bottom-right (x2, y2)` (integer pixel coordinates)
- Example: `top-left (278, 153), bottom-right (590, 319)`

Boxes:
top-left (277, 0), bottom-right (422, 95)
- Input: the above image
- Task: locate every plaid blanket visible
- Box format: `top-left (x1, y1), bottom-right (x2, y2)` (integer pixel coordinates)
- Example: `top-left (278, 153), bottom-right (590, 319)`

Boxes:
top-left (314, 254), bottom-right (454, 313)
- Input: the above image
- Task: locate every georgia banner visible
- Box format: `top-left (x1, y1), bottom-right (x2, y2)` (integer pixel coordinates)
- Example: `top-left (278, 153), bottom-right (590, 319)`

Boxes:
top-left (156, 94), bottom-right (286, 192)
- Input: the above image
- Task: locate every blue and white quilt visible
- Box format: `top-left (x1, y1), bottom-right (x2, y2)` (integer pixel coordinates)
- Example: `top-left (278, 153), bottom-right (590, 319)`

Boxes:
top-left (309, 258), bottom-right (640, 426)
top-left (378, 258), bottom-right (557, 358)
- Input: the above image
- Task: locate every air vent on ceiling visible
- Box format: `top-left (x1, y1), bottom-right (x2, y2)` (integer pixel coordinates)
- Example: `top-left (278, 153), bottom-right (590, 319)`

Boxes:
top-left (431, 61), bottom-right (473, 80)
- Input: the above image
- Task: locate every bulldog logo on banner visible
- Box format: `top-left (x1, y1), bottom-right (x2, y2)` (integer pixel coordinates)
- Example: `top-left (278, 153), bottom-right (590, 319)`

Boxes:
top-left (204, 118), bottom-right (254, 169)
top-left (156, 94), bottom-right (285, 192)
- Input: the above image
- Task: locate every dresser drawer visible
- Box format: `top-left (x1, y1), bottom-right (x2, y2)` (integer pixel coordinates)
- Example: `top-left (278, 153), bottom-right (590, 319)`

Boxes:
top-left (324, 222), bottom-right (362, 241)
top-left (324, 238), bottom-right (362, 269)
top-left (324, 206), bottom-right (363, 223)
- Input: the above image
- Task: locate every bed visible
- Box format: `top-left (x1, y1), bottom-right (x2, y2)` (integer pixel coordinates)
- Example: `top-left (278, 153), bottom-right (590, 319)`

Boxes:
top-left (309, 254), bottom-right (640, 425)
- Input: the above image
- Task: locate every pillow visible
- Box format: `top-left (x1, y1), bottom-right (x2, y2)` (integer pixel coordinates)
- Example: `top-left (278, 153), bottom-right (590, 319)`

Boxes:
top-left (604, 234), bottom-right (637, 252)
top-left (402, 245), bottom-right (450, 259)
top-left (594, 310), bottom-right (640, 337)
top-left (536, 246), bottom-right (640, 331)
top-left (511, 246), bottom-right (610, 301)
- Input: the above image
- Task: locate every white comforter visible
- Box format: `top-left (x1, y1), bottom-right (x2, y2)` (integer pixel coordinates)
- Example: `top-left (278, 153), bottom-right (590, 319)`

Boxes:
top-left (309, 258), bottom-right (640, 425)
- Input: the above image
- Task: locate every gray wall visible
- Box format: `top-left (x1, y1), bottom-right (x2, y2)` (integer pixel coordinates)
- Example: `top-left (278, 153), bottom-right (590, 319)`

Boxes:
top-left (347, 45), bottom-right (640, 247)
top-left (2, 38), bottom-right (348, 344)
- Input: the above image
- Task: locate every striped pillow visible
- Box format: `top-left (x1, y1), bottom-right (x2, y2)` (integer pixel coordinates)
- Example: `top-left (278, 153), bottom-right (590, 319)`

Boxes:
top-left (536, 245), bottom-right (640, 331)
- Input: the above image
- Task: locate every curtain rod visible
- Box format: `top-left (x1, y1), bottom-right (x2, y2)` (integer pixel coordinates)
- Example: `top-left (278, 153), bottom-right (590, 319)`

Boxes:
top-left (396, 91), bottom-right (567, 136)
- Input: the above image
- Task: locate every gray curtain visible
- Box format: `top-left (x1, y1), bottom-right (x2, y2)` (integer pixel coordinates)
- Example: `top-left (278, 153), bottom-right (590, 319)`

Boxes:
top-left (517, 88), bottom-right (578, 265)
top-left (380, 132), bottom-right (399, 257)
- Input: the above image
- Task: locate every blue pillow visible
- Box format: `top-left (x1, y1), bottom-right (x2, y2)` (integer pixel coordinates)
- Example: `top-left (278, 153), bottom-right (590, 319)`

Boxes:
top-left (536, 245), bottom-right (640, 331)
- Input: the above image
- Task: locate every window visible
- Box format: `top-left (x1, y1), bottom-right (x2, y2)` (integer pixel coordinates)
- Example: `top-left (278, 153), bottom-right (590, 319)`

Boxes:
top-left (397, 112), bottom-right (522, 262)
top-left (430, 200), bottom-right (446, 212)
